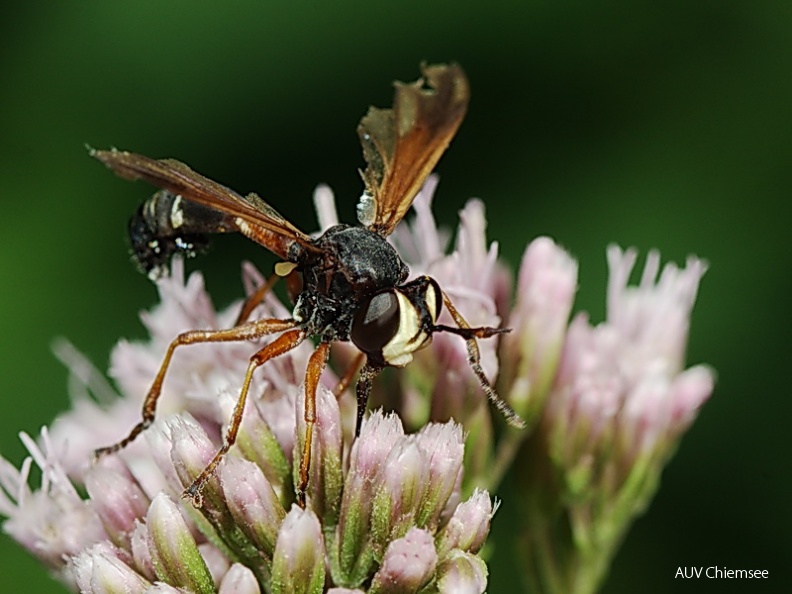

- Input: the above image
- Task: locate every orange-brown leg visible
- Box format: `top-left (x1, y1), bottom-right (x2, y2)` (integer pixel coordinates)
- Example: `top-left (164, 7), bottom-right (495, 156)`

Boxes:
top-left (185, 328), bottom-right (307, 506)
top-left (296, 341), bottom-right (330, 508)
top-left (440, 292), bottom-right (525, 429)
top-left (332, 351), bottom-right (365, 398)
top-left (94, 317), bottom-right (299, 459)
top-left (234, 273), bottom-right (279, 326)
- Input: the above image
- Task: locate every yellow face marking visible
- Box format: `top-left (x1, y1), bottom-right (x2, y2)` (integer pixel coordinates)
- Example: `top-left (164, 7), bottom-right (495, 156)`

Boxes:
top-left (381, 290), bottom-right (429, 367)
top-left (425, 281), bottom-right (438, 323)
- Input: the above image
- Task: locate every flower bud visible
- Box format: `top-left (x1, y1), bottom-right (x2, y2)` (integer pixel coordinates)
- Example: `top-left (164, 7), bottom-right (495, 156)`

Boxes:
top-left (146, 492), bottom-right (214, 594)
top-left (85, 463), bottom-right (150, 549)
top-left (130, 521), bottom-right (157, 581)
top-left (72, 542), bottom-right (151, 594)
top-left (167, 415), bottom-right (223, 509)
top-left (335, 411), bottom-right (404, 586)
top-left (313, 183), bottom-right (339, 231)
top-left (200, 542), bottom-right (231, 585)
top-left (219, 563), bottom-right (261, 594)
top-left (413, 422), bottom-right (464, 530)
top-left (370, 438), bottom-right (429, 551)
top-left (502, 236), bottom-right (577, 426)
top-left (369, 528), bottom-right (437, 594)
top-left (669, 365), bottom-right (715, 435)
top-left (271, 505), bottom-right (325, 594)
top-left (220, 389), bottom-right (293, 502)
top-left (436, 549), bottom-right (488, 594)
top-left (221, 456), bottom-right (285, 558)
top-left (436, 489), bottom-right (494, 557)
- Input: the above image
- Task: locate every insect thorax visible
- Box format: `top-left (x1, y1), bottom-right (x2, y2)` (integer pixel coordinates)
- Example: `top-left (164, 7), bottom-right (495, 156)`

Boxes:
top-left (291, 224), bottom-right (409, 341)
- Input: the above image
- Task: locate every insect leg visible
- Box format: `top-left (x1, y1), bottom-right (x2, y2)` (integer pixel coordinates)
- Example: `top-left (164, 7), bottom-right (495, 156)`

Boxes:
top-left (354, 361), bottom-right (384, 437)
top-left (437, 292), bottom-right (526, 429)
top-left (185, 327), bottom-right (307, 506)
top-left (296, 341), bottom-right (331, 508)
top-left (234, 273), bottom-right (279, 326)
top-left (94, 317), bottom-right (299, 459)
top-left (332, 351), bottom-right (366, 398)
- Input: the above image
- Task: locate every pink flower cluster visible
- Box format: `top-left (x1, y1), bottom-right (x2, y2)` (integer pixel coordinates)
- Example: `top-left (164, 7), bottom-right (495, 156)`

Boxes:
top-left (0, 179), bottom-right (713, 594)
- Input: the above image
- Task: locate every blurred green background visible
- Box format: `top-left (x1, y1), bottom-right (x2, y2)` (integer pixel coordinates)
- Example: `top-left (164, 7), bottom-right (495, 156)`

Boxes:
top-left (1, 2), bottom-right (789, 593)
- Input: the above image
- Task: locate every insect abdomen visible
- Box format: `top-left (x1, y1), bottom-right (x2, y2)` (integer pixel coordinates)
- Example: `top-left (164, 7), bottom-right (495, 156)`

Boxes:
top-left (128, 190), bottom-right (236, 278)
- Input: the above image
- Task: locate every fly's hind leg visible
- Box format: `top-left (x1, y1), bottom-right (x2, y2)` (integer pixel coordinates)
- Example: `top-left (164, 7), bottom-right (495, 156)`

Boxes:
top-left (234, 273), bottom-right (279, 326)
top-left (93, 317), bottom-right (299, 460)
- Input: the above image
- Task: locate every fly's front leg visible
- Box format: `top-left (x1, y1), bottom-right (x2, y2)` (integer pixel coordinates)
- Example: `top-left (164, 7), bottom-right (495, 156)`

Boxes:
top-left (296, 341), bottom-right (330, 508)
top-left (354, 362), bottom-right (383, 437)
top-left (185, 328), bottom-right (307, 507)
top-left (437, 291), bottom-right (525, 429)
top-left (93, 317), bottom-right (299, 460)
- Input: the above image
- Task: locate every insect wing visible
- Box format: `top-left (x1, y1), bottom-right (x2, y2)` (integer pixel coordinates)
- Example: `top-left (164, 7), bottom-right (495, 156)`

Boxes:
top-left (92, 149), bottom-right (315, 258)
top-left (357, 63), bottom-right (469, 236)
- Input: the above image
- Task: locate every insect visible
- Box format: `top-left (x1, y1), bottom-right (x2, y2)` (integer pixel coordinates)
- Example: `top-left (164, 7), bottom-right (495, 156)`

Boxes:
top-left (92, 63), bottom-right (525, 508)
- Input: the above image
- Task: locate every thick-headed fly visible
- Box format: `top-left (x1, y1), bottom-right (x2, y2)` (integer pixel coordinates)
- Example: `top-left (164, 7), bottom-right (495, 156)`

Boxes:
top-left (92, 63), bottom-right (525, 508)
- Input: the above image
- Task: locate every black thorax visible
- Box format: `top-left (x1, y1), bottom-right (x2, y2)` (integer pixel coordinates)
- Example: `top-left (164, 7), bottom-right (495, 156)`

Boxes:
top-left (290, 224), bottom-right (409, 341)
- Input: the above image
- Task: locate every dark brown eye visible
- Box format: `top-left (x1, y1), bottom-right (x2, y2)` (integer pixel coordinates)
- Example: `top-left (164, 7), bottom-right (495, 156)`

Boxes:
top-left (350, 290), bottom-right (400, 353)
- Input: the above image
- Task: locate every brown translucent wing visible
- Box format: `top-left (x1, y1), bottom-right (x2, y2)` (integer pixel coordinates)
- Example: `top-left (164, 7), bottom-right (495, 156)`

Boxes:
top-left (91, 148), bottom-right (317, 259)
top-left (357, 63), bottom-right (469, 236)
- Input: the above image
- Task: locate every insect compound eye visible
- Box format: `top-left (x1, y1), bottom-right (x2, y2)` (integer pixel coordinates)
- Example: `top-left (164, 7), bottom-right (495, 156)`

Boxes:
top-left (350, 290), bottom-right (401, 354)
